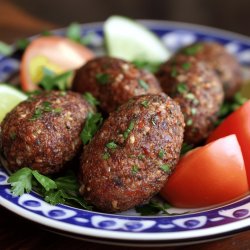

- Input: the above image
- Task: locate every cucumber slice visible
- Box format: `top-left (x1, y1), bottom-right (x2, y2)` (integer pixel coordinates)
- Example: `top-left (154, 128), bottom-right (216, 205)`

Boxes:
top-left (104, 16), bottom-right (170, 63)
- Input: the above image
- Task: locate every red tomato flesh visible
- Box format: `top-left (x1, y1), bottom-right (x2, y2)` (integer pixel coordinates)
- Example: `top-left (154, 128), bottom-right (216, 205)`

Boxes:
top-left (207, 100), bottom-right (250, 183)
top-left (161, 135), bottom-right (249, 208)
top-left (20, 36), bottom-right (94, 91)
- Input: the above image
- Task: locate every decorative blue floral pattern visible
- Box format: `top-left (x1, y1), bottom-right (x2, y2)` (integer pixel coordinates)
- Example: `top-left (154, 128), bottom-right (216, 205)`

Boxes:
top-left (0, 58), bottom-right (19, 82)
top-left (1, 21), bottom-right (250, 243)
top-left (1, 166), bottom-right (250, 234)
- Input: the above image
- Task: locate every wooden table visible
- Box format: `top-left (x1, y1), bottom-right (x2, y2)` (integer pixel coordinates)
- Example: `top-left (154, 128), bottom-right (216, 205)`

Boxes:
top-left (1, 1), bottom-right (250, 249)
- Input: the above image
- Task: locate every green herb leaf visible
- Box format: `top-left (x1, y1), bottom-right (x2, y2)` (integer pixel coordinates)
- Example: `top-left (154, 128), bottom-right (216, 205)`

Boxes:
top-left (29, 101), bottom-right (61, 121)
top-left (151, 116), bottom-right (157, 126)
top-left (30, 108), bottom-right (43, 121)
top-left (15, 38), bottom-right (30, 50)
top-left (131, 165), bottom-right (139, 175)
top-left (80, 112), bottom-right (103, 145)
top-left (38, 67), bottom-right (73, 91)
top-left (45, 189), bottom-right (65, 205)
top-left (8, 168), bottom-right (33, 196)
top-left (8, 168), bottom-right (92, 210)
top-left (138, 79), bottom-right (149, 90)
top-left (83, 92), bottom-right (100, 106)
top-left (183, 44), bottom-right (203, 56)
top-left (181, 143), bottom-right (194, 155)
top-left (46, 189), bottom-right (92, 209)
top-left (186, 118), bottom-right (193, 126)
top-left (32, 170), bottom-right (57, 192)
top-left (95, 73), bottom-right (110, 85)
top-left (160, 164), bottom-right (170, 173)
top-left (53, 107), bottom-right (62, 113)
top-left (0, 41), bottom-right (13, 56)
top-left (233, 92), bottom-right (248, 106)
top-left (185, 93), bottom-right (195, 100)
top-left (80, 32), bottom-right (94, 46)
top-left (138, 154), bottom-right (145, 160)
top-left (66, 22), bottom-right (82, 42)
top-left (191, 107), bottom-right (197, 115)
top-left (216, 92), bottom-right (247, 126)
top-left (106, 141), bottom-right (118, 149)
top-left (42, 101), bottom-right (52, 112)
top-left (182, 62), bottom-right (191, 70)
top-left (177, 82), bottom-right (188, 94)
top-left (158, 149), bottom-right (165, 159)
top-left (55, 171), bottom-right (79, 192)
top-left (123, 120), bottom-right (135, 139)
top-left (185, 93), bottom-right (199, 104)
top-left (102, 152), bottom-right (110, 160)
top-left (141, 100), bottom-right (149, 108)
top-left (41, 30), bottom-right (52, 36)
top-left (171, 67), bottom-right (178, 77)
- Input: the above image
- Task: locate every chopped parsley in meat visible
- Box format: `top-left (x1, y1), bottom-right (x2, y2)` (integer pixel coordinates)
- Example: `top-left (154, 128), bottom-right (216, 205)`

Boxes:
top-left (102, 152), bottom-right (110, 160)
top-left (138, 79), bottom-right (149, 90)
top-left (141, 100), bottom-right (149, 108)
top-left (123, 120), bottom-right (135, 139)
top-left (183, 44), bottom-right (203, 56)
top-left (95, 73), bottom-right (110, 84)
top-left (131, 165), bottom-right (139, 175)
top-left (160, 164), bottom-right (170, 173)
top-left (182, 62), bottom-right (191, 70)
top-left (158, 149), bottom-right (165, 159)
top-left (177, 82), bottom-right (188, 94)
top-left (106, 141), bottom-right (118, 149)
top-left (171, 67), bottom-right (178, 77)
top-left (29, 101), bottom-right (61, 121)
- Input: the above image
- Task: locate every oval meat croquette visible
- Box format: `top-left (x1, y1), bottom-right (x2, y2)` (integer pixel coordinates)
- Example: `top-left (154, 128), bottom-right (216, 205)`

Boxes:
top-left (156, 53), bottom-right (224, 144)
top-left (182, 42), bottom-right (243, 99)
top-left (79, 93), bottom-right (184, 212)
top-left (0, 91), bottom-right (94, 174)
top-left (72, 56), bottom-right (162, 112)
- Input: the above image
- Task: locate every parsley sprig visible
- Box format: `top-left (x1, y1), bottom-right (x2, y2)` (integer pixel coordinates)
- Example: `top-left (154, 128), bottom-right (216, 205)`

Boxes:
top-left (135, 199), bottom-right (174, 216)
top-left (83, 92), bottom-right (100, 107)
top-left (66, 22), bottom-right (94, 46)
top-left (216, 92), bottom-right (247, 126)
top-left (38, 67), bottom-right (73, 91)
top-left (80, 112), bottom-right (103, 145)
top-left (7, 168), bottom-right (92, 210)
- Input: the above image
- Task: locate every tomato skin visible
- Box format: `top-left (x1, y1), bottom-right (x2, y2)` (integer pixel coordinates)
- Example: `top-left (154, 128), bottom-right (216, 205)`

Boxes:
top-left (160, 135), bottom-right (249, 208)
top-left (207, 100), bottom-right (250, 182)
top-left (20, 36), bottom-right (94, 91)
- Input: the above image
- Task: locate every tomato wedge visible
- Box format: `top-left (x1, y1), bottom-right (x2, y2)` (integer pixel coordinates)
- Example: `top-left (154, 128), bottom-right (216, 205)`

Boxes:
top-left (160, 135), bottom-right (249, 208)
top-left (207, 100), bottom-right (250, 182)
top-left (20, 36), bottom-right (94, 91)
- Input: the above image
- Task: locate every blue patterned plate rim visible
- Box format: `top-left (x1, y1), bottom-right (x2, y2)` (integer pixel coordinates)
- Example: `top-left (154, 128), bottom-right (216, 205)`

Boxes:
top-left (0, 20), bottom-right (250, 243)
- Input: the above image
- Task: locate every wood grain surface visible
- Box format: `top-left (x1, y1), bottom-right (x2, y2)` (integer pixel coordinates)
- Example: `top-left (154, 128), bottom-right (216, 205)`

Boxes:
top-left (0, 1), bottom-right (250, 249)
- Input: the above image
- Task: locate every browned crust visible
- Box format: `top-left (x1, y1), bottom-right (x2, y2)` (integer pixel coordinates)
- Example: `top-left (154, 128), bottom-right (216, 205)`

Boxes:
top-left (79, 93), bottom-right (184, 212)
top-left (183, 42), bottom-right (243, 99)
top-left (0, 91), bottom-right (94, 174)
top-left (72, 56), bottom-right (162, 112)
top-left (156, 53), bottom-right (224, 144)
